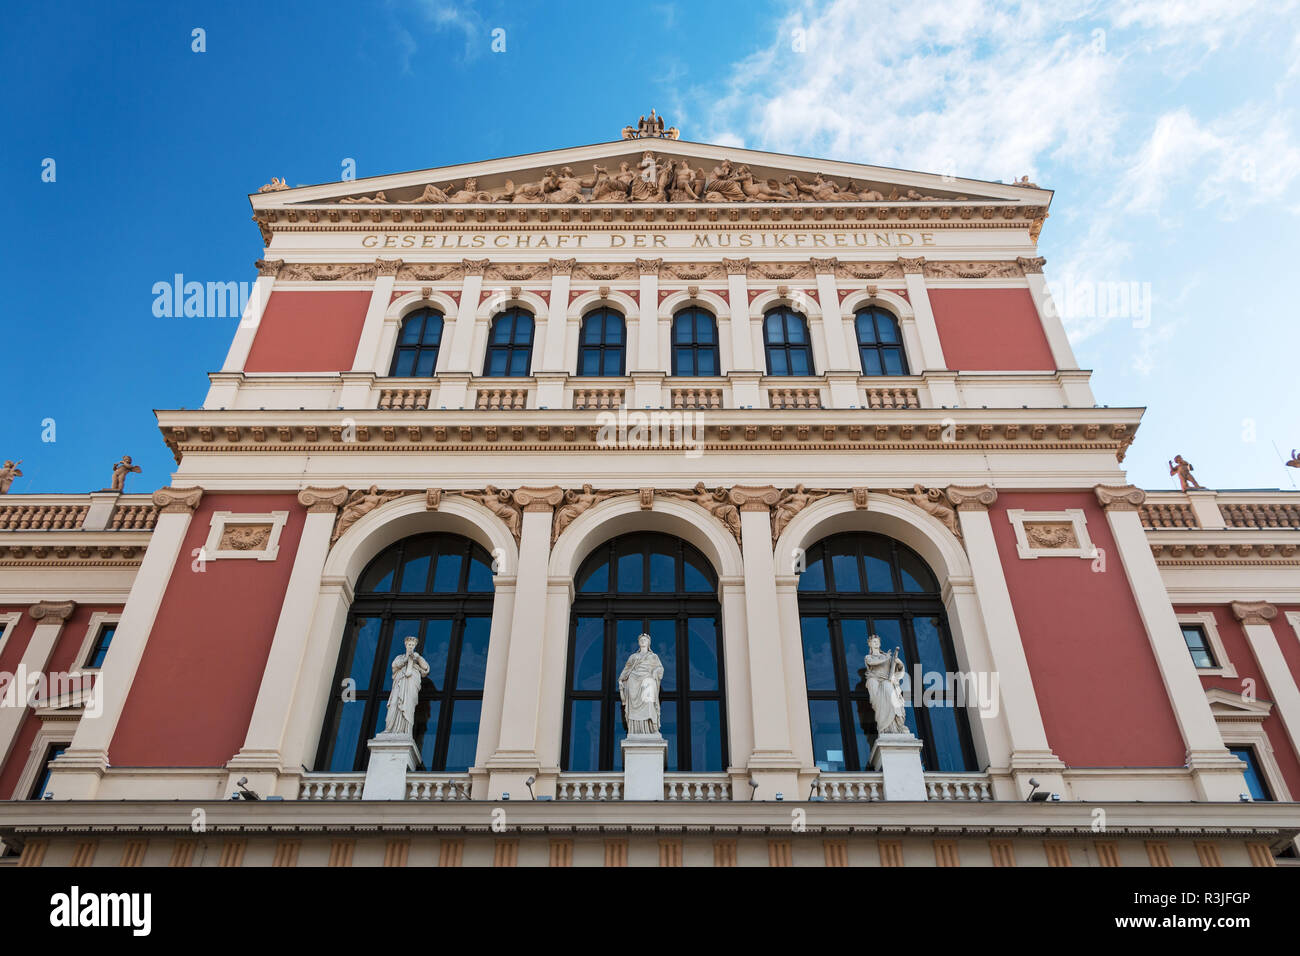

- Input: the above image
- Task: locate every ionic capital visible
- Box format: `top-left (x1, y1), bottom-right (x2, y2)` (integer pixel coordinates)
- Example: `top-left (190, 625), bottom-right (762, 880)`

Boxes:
top-left (722, 257), bottom-right (751, 276)
top-left (29, 600), bottom-right (76, 622)
top-left (945, 485), bottom-right (997, 511)
top-left (298, 486), bottom-right (350, 514)
top-left (255, 258), bottom-right (285, 278)
top-left (1016, 256), bottom-right (1047, 274)
top-left (548, 258), bottom-right (576, 276)
top-left (809, 257), bottom-right (838, 275)
top-left (636, 257), bottom-right (662, 276)
top-left (1231, 601), bottom-right (1278, 626)
top-left (728, 485), bottom-right (781, 512)
top-left (374, 257), bottom-right (403, 277)
top-left (513, 486), bottom-right (565, 513)
top-left (898, 256), bottom-right (927, 275)
top-left (1094, 484), bottom-right (1146, 512)
top-left (461, 258), bottom-right (489, 276)
top-left (152, 486), bottom-right (204, 514)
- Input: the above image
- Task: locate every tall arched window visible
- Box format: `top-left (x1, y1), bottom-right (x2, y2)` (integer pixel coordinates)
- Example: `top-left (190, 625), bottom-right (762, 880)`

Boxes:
top-left (564, 533), bottom-right (726, 773)
top-left (763, 307), bottom-right (814, 375)
top-left (855, 307), bottom-right (909, 375)
top-left (797, 532), bottom-right (977, 773)
top-left (671, 307), bottom-right (720, 376)
top-left (578, 307), bottom-right (625, 376)
top-left (484, 308), bottom-right (534, 377)
top-left (389, 308), bottom-right (444, 377)
top-left (316, 533), bottom-right (496, 773)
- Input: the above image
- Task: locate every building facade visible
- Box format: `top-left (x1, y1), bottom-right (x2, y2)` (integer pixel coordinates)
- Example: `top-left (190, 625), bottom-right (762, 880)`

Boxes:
top-left (2, 128), bottom-right (1298, 867)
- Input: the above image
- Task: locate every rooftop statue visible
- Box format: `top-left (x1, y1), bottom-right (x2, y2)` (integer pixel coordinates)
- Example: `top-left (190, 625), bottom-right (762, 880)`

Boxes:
top-left (1169, 454), bottom-right (1204, 491)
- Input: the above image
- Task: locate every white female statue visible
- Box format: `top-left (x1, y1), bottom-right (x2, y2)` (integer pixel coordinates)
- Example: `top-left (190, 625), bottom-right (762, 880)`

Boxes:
top-left (384, 635), bottom-right (429, 737)
top-left (864, 633), bottom-right (910, 736)
top-left (619, 633), bottom-right (665, 735)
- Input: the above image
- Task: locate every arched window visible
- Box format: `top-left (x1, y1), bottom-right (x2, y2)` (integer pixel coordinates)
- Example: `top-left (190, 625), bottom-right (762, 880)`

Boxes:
top-left (797, 532), bottom-right (977, 773)
top-left (855, 306), bottom-right (909, 375)
top-left (389, 308), bottom-right (444, 377)
top-left (316, 533), bottom-right (496, 773)
top-left (484, 308), bottom-right (534, 377)
top-left (564, 533), bottom-right (726, 773)
top-left (578, 307), bottom-right (625, 376)
top-left (763, 307), bottom-right (814, 375)
top-left (671, 307), bottom-right (720, 376)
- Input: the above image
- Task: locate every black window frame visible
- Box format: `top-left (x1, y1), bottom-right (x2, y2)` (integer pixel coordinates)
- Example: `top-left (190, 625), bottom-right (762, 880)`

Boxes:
top-left (854, 306), bottom-right (910, 376)
top-left (483, 308), bottom-right (535, 377)
top-left (1179, 624), bottom-right (1217, 669)
top-left (84, 623), bottom-right (117, 669)
top-left (797, 532), bottom-right (978, 773)
top-left (763, 306), bottom-right (815, 376)
top-left (577, 307), bottom-right (626, 377)
top-left (28, 743), bottom-right (68, 799)
top-left (562, 533), bottom-right (727, 773)
top-left (388, 308), bottom-right (445, 378)
top-left (315, 533), bottom-right (496, 773)
top-left (1229, 746), bottom-right (1274, 801)
top-left (671, 307), bottom-right (721, 377)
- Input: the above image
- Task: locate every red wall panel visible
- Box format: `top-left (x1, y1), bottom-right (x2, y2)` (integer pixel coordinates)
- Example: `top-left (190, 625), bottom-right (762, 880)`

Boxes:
top-left (110, 494), bottom-right (305, 767)
top-left (1, 603), bottom-right (122, 798)
top-left (243, 290), bottom-right (370, 372)
top-left (1186, 605), bottom-right (1300, 799)
top-left (928, 288), bottom-right (1056, 371)
top-left (990, 492), bottom-right (1186, 766)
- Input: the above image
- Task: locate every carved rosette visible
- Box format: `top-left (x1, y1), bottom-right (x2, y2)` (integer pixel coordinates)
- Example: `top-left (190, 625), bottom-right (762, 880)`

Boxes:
top-left (898, 256), bottom-right (927, 275)
top-left (809, 257), bottom-right (838, 275)
top-left (29, 600), bottom-right (77, 622)
top-left (722, 257), bottom-right (751, 276)
top-left (945, 485), bottom-right (998, 512)
top-left (1093, 485), bottom-right (1146, 512)
top-left (1230, 601), bottom-right (1277, 626)
top-left (548, 258), bottom-right (576, 276)
top-left (298, 486), bottom-right (350, 514)
top-left (636, 258), bottom-right (663, 276)
top-left (374, 257), bottom-right (403, 277)
top-left (1016, 256), bottom-right (1047, 274)
top-left (461, 258), bottom-right (489, 276)
top-left (255, 259), bottom-right (285, 278)
top-left (512, 486), bottom-right (566, 513)
top-left (152, 486), bottom-right (204, 514)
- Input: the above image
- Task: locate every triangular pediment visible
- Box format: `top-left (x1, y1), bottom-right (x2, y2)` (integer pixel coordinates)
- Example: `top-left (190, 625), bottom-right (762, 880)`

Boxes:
top-left (1206, 688), bottom-right (1273, 721)
top-left (251, 138), bottom-right (1048, 209)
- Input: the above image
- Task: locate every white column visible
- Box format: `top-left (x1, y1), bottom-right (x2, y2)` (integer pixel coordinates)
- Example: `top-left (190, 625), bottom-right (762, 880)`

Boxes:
top-left (724, 259), bottom-right (756, 370)
top-left (533, 576), bottom-right (576, 794)
top-left (899, 258), bottom-right (948, 371)
top-left (774, 575), bottom-right (814, 769)
top-left (1233, 602), bottom-right (1300, 775)
top-left (352, 259), bottom-right (401, 373)
top-left (813, 258), bottom-right (854, 371)
top-left (729, 487), bottom-right (800, 798)
top-left (224, 488), bottom-right (348, 794)
top-left (484, 488), bottom-right (562, 796)
top-left (0, 601), bottom-right (76, 775)
top-left (50, 487), bottom-right (203, 798)
top-left (220, 261), bottom-right (278, 372)
top-left (536, 259), bottom-right (573, 408)
top-left (438, 259), bottom-right (487, 408)
top-left (1018, 257), bottom-right (1079, 371)
top-left (947, 486), bottom-right (1065, 793)
top-left (1095, 485), bottom-right (1248, 801)
top-left (629, 259), bottom-right (664, 408)
top-left (469, 577), bottom-right (516, 798)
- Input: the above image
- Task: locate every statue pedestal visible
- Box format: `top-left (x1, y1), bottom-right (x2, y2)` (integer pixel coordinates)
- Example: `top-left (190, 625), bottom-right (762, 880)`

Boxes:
top-left (362, 733), bottom-right (419, 800)
top-left (870, 733), bottom-right (927, 801)
top-left (621, 733), bottom-right (666, 800)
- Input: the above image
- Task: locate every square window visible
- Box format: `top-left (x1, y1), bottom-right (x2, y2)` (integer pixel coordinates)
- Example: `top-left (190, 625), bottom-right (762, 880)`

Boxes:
top-left (1180, 624), bottom-right (1216, 669)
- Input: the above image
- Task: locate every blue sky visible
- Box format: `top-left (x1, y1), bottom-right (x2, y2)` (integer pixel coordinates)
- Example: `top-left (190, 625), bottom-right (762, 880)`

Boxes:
top-left (2, 0), bottom-right (1297, 494)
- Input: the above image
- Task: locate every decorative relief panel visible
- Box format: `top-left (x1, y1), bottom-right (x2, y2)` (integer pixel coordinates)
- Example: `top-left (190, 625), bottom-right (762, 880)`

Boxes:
top-left (203, 511), bottom-right (290, 561)
top-left (1007, 509), bottom-right (1095, 559)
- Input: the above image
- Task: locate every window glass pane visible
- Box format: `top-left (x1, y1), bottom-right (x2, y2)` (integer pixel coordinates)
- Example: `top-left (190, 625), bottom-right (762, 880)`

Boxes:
top-left (857, 314), bottom-right (877, 343)
top-left (882, 349), bottom-right (904, 375)
top-left (415, 349), bottom-right (437, 377)
top-left (840, 618), bottom-right (871, 693)
top-left (492, 318), bottom-right (512, 343)
top-left (400, 319), bottom-right (422, 344)
top-left (861, 350), bottom-right (883, 375)
top-left (487, 350), bottom-right (507, 375)
top-left (422, 316), bottom-right (442, 344)
top-left (443, 700), bottom-right (481, 772)
top-left (583, 317), bottom-right (602, 343)
top-left (799, 552), bottom-right (826, 590)
top-left (925, 705), bottom-right (970, 772)
top-left (1231, 747), bottom-right (1272, 800)
top-left (514, 313), bottom-right (533, 342)
top-left (848, 697), bottom-right (874, 769)
top-left (359, 550), bottom-right (397, 593)
top-left (606, 317), bottom-right (623, 344)
top-left (648, 546), bottom-right (675, 592)
top-left (789, 348), bottom-right (811, 375)
top-left (455, 617), bottom-right (491, 690)
top-left (683, 551), bottom-right (713, 592)
top-left (898, 548), bottom-right (933, 592)
top-left (432, 550), bottom-right (463, 592)
top-left (416, 700), bottom-right (441, 771)
top-left (422, 619), bottom-right (453, 690)
top-left (616, 551), bottom-right (643, 592)
top-left (863, 537), bottom-right (895, 592)
top-left (786, 316), bottom-right (808, 343)
top-left (385, 620), bottom-right (423, 690)
top-left (393, 351), bottom-right (415, 376)
top-left (1181, 625), bottom-right (1216, 668)
top-left (578, 556), bottom-right (608, 593)
top-left (572, 617), bottom-right (604, 691)
top-left (567, 700), bottom-right (602, 771)
top-left (800, 616), bottom-right (836, 690)
top-left (696, 313), bottom-right (715, 343)
top-left (690, 700), bottom-right (723, 771)
top-left (509, 351), bottom-right (529, 376)
top-left (808, 700), bottom-right (847, 772)
top-left (769, 349), bottom-right (788, 375)
top-left (688, 618), bottom-right (719, 691)
top-left (348, 617), bottom-right (382, 691)
top-left (871, 618), bottom-right (908, 666)
top-left (674, 316), bottom-right (691, 343)
top-left (674, 346), bottom-right (693, 374)
top-left (328, 700), bottom-right (366, 771)
top-left (697, 349), bottom-right (717, 375)
top-left (912, 615), bottom-right (949, 680)
top-left (88, 625), bottom-right (116, 668)
top-left (398, 537), bottom-right (434, 592)
top-left (660, 700), bottom-right (679, 772)
top-left (765, 313), bottom-right (785, 342)
top-left (465, 552), bottom-right (494, 591)
top-left (876, 316), bottom-right (899, 343)
top-left (580, 350), bottom-right (599, 376)
top-left (827, 539), bottom-right (860, 592)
